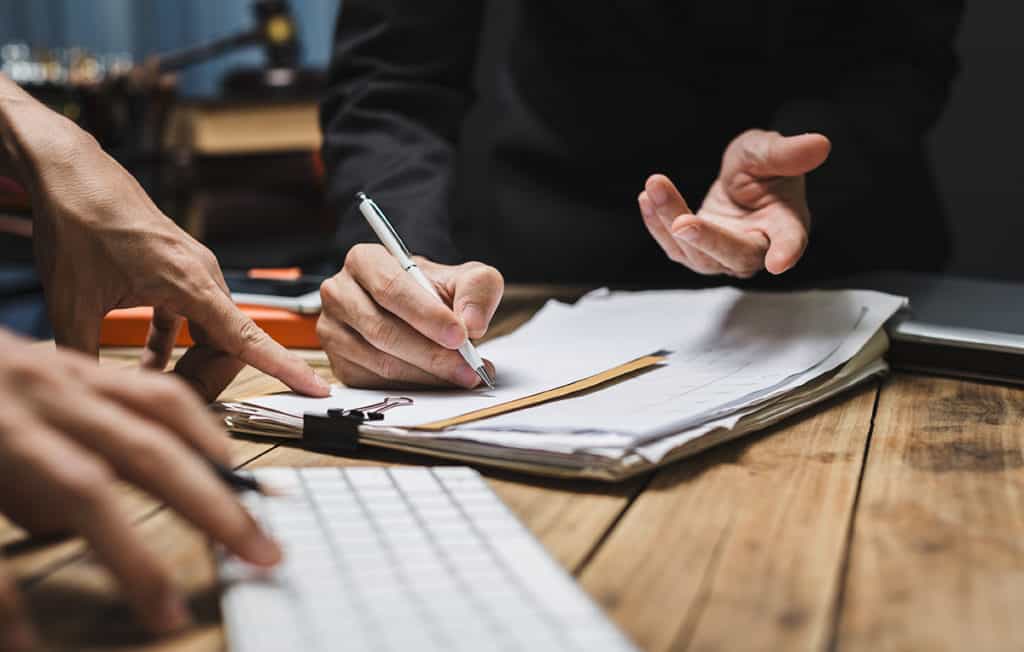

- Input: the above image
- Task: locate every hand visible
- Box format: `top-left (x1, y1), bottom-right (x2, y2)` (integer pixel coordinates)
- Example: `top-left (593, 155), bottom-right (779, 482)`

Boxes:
top-left (0, 330), bottom-right (282, 647)
top-left (318, 244), bottom-right (503, 388)
top-left (0, 78), bottom-right (328, 400)
top-left (639, 129), bottom-right (831, 278)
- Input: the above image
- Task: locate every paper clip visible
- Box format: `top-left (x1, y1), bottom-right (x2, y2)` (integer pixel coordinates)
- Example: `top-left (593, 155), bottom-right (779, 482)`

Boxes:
top-left (303, 397), bottom-right (415, 454)
top-left (340, 397), bottom-right (414, 422)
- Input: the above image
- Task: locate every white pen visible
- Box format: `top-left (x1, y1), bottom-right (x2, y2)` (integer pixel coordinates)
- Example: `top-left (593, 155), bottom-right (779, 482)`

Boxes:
top-left (356, 192), bottom-right (495, 389)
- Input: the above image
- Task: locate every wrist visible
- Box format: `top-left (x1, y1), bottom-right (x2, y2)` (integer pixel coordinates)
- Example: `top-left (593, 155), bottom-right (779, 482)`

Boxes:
top-left (0, 78), bottom-right (91, 193)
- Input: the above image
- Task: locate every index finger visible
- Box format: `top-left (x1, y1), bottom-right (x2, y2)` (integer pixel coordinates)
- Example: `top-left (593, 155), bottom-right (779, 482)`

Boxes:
top-left (185, 289), bottom-right (330, 397)
top-left (346, 245), bottom-right (468, 350)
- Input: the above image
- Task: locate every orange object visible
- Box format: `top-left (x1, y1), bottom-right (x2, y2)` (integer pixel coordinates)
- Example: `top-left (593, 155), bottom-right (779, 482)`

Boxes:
top-left (100, 305), bottom-right (320, 349)
top-left (247, 267), bottom-right (303, 280)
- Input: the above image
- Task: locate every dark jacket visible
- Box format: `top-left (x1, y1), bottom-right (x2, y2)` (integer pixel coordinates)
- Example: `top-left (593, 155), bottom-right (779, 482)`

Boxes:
top-left (321, 0), bottom-right (963, 286)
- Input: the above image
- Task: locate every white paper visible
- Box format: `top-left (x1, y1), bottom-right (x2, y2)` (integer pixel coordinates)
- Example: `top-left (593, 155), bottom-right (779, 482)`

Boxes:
top-left (231, 297), bottom-right (673, 427)
top-left (224, 288), bottom-right (905, 464)
top-left (458, 289), bottom-right (904, 437)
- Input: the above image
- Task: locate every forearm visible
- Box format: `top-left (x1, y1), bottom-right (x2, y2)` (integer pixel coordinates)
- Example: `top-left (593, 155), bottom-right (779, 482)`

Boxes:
top-left (0, 74), bottom-right (86, 195)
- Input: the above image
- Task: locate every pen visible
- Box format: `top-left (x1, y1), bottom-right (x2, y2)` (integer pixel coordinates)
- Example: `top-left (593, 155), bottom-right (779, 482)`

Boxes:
top-left (356, 191), bottom-right (495, 389)
top-left (208, 460), bottom-right (273, 495)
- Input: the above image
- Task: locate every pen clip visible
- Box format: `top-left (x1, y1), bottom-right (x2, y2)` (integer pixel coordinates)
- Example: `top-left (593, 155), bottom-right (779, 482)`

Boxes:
top-left (358, 193), bottom-right (414, 259)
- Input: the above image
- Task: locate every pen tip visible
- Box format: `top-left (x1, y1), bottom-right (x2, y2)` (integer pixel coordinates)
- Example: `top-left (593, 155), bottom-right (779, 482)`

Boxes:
top-left (477, 366), bottom-right (496, 390)
top-left (355, 191), bottom-right (368, 201)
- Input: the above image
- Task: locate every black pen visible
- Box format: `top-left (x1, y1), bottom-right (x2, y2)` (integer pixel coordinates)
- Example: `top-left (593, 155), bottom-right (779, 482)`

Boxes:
top-left (208, 460), bottom-right (273, 495)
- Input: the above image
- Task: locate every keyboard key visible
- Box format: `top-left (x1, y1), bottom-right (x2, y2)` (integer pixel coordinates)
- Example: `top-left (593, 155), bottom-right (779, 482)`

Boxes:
top-left (345, 466), bottom-right (394, 488)
top-left (220, 467), bottom-right (637, 652)
top-left (430, 466), bottom-right (481, 480)
top-left (390, 466), bottom-right (442, 491)
top-left (251, 467), bottom-right (301, 491)
top-left (298, 467), bottom-right (344, 481)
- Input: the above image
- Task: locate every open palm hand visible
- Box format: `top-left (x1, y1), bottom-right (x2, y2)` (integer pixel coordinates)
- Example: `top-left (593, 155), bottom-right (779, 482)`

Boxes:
top-left (639, 130), bottom-right (831, 278)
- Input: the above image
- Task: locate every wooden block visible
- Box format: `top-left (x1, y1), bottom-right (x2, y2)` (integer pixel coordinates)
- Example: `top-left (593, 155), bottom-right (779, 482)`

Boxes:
top-left (580, 385), bottom-right (878, 652)
top-left (836, 374), bottom-right (1024, 651)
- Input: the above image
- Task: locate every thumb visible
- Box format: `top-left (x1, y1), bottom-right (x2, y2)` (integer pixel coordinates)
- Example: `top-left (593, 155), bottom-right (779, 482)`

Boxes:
top-left (426, 260), bottom-right (505, 339)
top-left (187, 290), bottom-right (330, 397)
top-left (728, 130), bottom-right (831, 179)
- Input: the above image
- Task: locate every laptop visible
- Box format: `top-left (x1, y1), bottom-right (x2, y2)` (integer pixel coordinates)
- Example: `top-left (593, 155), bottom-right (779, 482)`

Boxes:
top-left (839, 271), bottom-right (1024, 385)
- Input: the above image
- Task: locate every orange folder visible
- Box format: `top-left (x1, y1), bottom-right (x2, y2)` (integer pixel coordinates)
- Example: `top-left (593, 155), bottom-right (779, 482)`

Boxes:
top-left (100, 305), bottom-right (320, 349)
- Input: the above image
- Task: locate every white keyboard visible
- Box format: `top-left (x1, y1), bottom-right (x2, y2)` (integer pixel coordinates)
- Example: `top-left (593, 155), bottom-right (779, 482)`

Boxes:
top-left (220, 466), bottom-right (638, 652)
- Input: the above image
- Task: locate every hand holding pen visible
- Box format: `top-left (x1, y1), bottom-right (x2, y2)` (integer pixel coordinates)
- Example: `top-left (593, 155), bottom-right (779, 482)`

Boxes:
top-left (316, 194), bottom-right (503, 390)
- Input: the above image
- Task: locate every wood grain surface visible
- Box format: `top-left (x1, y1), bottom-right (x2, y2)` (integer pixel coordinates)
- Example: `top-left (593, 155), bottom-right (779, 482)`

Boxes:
top-left (836, 374), bottom-right (1024, 651)
top-left (580, 385), bottom-right (879, 652)
top-left (10, 296), bottom-right (1024, 651)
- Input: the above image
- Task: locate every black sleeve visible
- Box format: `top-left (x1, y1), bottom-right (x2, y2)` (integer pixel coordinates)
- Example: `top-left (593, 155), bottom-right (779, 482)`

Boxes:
top-left (320, 0), bottom-right (485, 265)
top-left (770, 0), bottom-right (965, 273)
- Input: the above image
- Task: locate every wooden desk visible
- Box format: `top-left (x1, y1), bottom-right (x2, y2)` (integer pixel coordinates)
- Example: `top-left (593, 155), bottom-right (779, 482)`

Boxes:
top-left (12, 295), bottom-right (1024, 651)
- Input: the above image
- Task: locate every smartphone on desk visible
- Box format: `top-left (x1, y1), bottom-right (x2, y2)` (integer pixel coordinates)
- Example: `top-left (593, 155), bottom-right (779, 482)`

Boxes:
top-left (223, 271), bottom-right (324, 314)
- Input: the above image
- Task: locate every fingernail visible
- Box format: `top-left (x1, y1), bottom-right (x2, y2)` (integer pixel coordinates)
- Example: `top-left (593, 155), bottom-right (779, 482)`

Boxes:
top-left (244, 532), bottom-right (282, 566)
top-left (674, 225), bottom-right (700, 243)
top-left (442, 323), bottom-right (466, 349)
top-left (455, 364), bottom-right (481, 388)
top-left (460, 304), bottom-right (483, 333)
top-left (648, 183), bottom-right (668, 205)
top-left (157, 593), bottom-right (192, 632)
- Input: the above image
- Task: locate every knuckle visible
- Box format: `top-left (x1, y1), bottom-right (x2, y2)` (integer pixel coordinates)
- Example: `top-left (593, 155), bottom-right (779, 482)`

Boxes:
top-left (4, 356), bottom-right (53, 389)
top-left (318, 278), bottom-right (340, 310)
top-left (344, 243), bottom-right (376, 270)
top-left (193, 243), bottom-right (219, 271)
top-left (328, 356), bottom-right (353, 385)
top-left (120, 435), bottom-right (170, 477)
top-left (237, 319), bottom-right (267, 350)
top-left (468, 263), bottom-right (504, 291)
top-left (375, 355), bottom-right (402, 381)
top-left (429, 347), bottom-right (458, 380)
top-left (375, 266), bottom-right (406, 304)
top-left (146, 374), bottom-right (190, 405)
top-left (58, 459), bottom-right (116, 513)
top-left (315, 314), bottom-right (333, 343)
top-left (368, 319), bottom-right (400, 352)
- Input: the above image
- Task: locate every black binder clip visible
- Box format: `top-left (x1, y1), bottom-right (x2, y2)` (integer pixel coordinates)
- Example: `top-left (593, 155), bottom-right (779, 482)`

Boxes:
top-left (302, 397), bottom-right (413, 453)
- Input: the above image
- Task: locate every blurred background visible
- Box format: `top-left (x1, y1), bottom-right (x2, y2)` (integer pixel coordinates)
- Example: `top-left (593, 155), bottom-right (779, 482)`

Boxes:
top-left (0, 0), bottom-right (337, 96)
top-left (0, 0), bottom-right (1020, 339)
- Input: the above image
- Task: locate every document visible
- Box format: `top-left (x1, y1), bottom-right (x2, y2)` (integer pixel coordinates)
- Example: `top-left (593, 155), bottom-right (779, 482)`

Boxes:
top-left (465, 288), bottom-right (903, 437)
top-left (225, 297), bottom-right (674, 428)
top-left (220, 287), bottom-right (906, 480)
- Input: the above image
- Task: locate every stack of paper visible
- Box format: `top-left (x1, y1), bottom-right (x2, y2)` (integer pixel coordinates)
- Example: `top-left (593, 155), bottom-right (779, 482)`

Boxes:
top-left (218, 288), bottom-right (906, 480)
